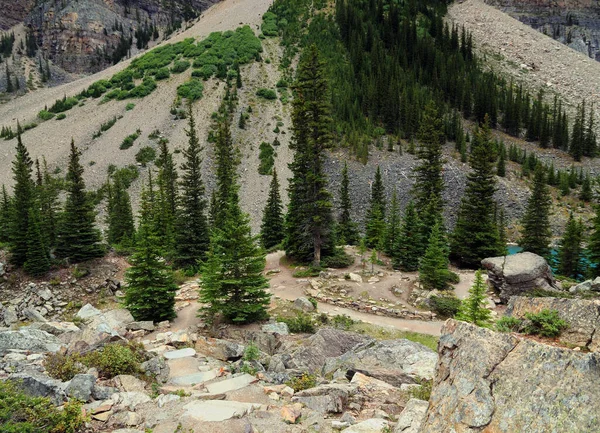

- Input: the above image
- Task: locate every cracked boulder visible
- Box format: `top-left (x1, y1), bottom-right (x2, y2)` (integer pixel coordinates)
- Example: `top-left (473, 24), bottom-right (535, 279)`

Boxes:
top-left (420, 319), bottom-right (600, 433)
top-left (481, 252), bottom-right (559, 303)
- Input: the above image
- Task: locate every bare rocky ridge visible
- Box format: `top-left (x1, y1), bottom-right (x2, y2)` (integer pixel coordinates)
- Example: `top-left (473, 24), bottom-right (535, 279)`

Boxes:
top-left (0, 0), bottom-right (34, 30)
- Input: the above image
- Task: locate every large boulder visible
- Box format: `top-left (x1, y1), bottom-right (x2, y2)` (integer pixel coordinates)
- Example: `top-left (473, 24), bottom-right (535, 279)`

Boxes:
top-left (505, 296), bottom-right (600, 351)
top-left (75, 306), bottom-right (134, 345)
top-left (0, 328), bottom-right (63, 355)
top-left (9, 372), bottom-right (67, 405)
top-left (65, 374), bottom-right (96, 402)
top-left (323, 339), bottom-right (437, 382)
top-left (293, 384), bottom-right (353, 414)
top-left (1, 305), bottom-right (18, 326)
top-left (287, 328), bottom-right (373, 373)
top-left (140, 356), bottom-right (170, 383)
top-left (419, 320), bottom-right (600, 433)
top-left (481, 252), bottom-right (558, 302)
top-left (195, 337), bottom-right (245, 361)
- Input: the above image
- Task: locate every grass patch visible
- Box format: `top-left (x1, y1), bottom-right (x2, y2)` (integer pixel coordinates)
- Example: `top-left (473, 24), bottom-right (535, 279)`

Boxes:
top-left (349, 322), bottom-right (439, 351)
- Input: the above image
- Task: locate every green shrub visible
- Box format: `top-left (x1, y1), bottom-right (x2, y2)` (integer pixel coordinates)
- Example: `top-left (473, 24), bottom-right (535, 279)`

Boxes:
top-left (120, 129), bottom-right (141, 150)
top-left (49, 96), bottom-right (79, 113)
top-left (256, 88), bottom-right (277, 100)
top-left (495, 316), bottom-right (522, 333)
top-left (523, 309), bottom-right (568, 338)
top-left (177, 79), bottom-right (204, 101)
top-left (243, 342), bottom-right (260, 362)
top-left (171, 60), bottom-right (191, 73)
top-left (22, 122), bottom-right (38, 131)
top-left (111, 165), bottom-right (140, 188)
top-left (429, 295), bottom-right (461, 318)
top-left (258, 141), bottom-right (275, 175)
top-left (126, 103), bottom-right (135, 111)
top-left (408, 379), bottom-right (432, 401)
top-left (154, 67), bottom-right (171, 80)
top-left (43, 352), bottom-right (85, 381)
top-left (56, 113), bottom-right (66, 120)
top-left (331, 314), bottom-right (356, 330)
top-left (286, 373), bottom-right (317, 392)
top-left (292, 267), bottom-right (321, 278)
top-left (38, 110), bottom-right (55, 120)
top-left (0, 381), bottom-right (86, 433)
top-left (321, 249), bottom-right (354, 268)
top-left (135, 146), bottom-right (157, 166)
top-left (82, 342), bottom-right (147, 379)
top-left (280, 312), bottom-right (315, 333)
top-left (262, 12), bottom-right (279, 37)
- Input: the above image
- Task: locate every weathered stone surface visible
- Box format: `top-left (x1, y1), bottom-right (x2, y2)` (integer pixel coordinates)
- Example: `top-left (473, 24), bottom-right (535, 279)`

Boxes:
top-left (394, 399), bottom-right (428, 433)
top-left (262, 322), bottom-right (289, 335)
top-left (114, 392), bottom-right (152, 410)
top-left (293, 384), bottom-right (352, 414)
top-left (157, 393), bottom-right (181, 408)
top-left (169, 370), bottom-right (218, 386)
top-left (287, 328), bottom-right (373, 373)
top-left (293, 297), bottom-right (316, 312)
top-left (182, 400), bottom-right (262, 422)
top-left (9, 372), bottom-right (67, 404)
top-left (126, 321), bottom-right (155, 332)
top-left (22, 308), bottom-right (48, 323)
top-left (0, 328), bottom-right (63, 355)
top-left (481, 252), bottom-right (558, 302)
top-left (76, 304), bottom-right (102, 320)
top-left (27, 321), bottom-right (80, 336)
top-left (348, 273), bottom-right (362, 283)
top-left (419, 320), bottom-right (600, 433)
top-left (113, 375), bottom-right (147, 392)
top-left (204, 373), bottom-right (257, 394)
top-left (505, 296), bottom-right (600, 351)
top-left (324, 339), bottom-right (437, 381)
top-left (281, 403), bottom-right (303, 423)
top-left (2, 306), bottom-right (18, 326)
top-left (140, 356), bottom-right (170, 383)
top-left (195, 337), bottom-right (245, 361)
top-left (65, 374), bottom-right (96, 402)
top-left (341, 418), bottom-right (389, 432)
top-left (163, 348), bottom-right (196, 360)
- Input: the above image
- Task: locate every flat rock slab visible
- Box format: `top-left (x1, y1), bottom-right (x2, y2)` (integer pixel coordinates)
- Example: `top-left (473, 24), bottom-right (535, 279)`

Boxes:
top-left (169, 370), bottom-right (218, 386)
top-left (342, 418), bottom-right (389, 432)
top-left (204, 374), bottom-right (257, 394)
top-left (182, 400), bottom-right (262, 422)
top-left (163, 348), bottom-right (196, 360)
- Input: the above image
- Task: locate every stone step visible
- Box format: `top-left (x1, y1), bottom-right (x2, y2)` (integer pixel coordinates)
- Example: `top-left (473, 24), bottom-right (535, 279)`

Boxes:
top-left (204, 373), bottom-right (257, 394)
top-left (169, 370), bottom-right (218, 386)
top-left (163, 348), bottom-right (196, 360)
top-left (181, 400), bottom-right (262, 422)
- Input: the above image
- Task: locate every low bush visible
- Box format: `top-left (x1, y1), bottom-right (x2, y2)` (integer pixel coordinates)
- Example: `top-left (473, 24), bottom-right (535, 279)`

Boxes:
top-left (56, 113), bottom-right (66, 120)
top-left (523, 309), bottom-right (568, 338)
top-left (0, 381), bottom-right (86, 433)
top-left (38, 110), bottom-right (55, 121)
top-left (171, 60), bottom-right (191, 73)
top-left (135, 146), bottom-right (157, 166)
top-left (409, 379), bottom-right (432, 401)
top-left (154, 67), bottom-right (171, 80)
top-left (125, 103), bottom-right (135, 111)
top-left (280, 312), bottom-right (315, 334)
top-left (49, 96), bottom-right (79, 113)
top-left (120, 129), bottom-right (141, 150)
top-left (261, 12), bottom-right (279, 37)
top-left (83, 342), bottom-right (147, 378)
top-left (495, 316), bottom-right (522, 333)
top-left (243, 342), bottom-right (260, 362)
top-left (286, 373), bottom-right (317, 392)
top-left (258, 141), bottom-right (274, 175)
top-left (429, 295), bottom-right (461, 318)
top-left (331, 314), bottom-right (356, 330)
top-left (256, 88), bottom-right (277, 100)
top-left (321, 249), bottom-right (354, 268)
top-left (111, 165), bottom-right (140, 188)
top-left (43, 352), bottom-right (86, 381)
top-left (177, 79), bottom-right (204, 101)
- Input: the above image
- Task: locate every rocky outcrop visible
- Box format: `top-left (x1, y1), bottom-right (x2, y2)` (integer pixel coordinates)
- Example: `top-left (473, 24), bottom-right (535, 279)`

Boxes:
top-left (0, 0), bottom-right (34, 29)
top-left (484, 0), bottom-right (600, 61)
top-left (419, 319), bottom-right (600, 433)
top-left (0, 328), bottom-right (63, 355)
top-left (505, 296), bottom-right (600, 351)
top-left (481, 252), bottom-right (559, 302)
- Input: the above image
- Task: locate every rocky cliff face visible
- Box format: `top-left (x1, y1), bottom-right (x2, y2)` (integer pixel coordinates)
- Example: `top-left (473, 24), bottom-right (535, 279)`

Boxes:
top-left (0, 0), bottom-right (34, 30)
top-left (484, 0), bottom-right (600, 60)
top-left (420, 319), bottom-right (600, 433)
top-left (20, 0), bottom-right (219, 74)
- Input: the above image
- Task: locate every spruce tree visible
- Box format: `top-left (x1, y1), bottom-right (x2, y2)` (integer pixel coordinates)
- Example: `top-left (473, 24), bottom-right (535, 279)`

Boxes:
top-left (0, 185), bottom-right (11, 244)
top-left (55, 140), bottom-right (104, 263)
top-left (384, 189), bottom-right (401, 256)
top-left (9, 126), bottom-right (34, 267)
top-left (37, 158), bottom-right (60, 250)
top-left (260, 168), bottom-right (284, 250)
top-left (24, 206), bottom-right (50, 277)
top-left (497, 149), bottom-right (506, 177)
top-left (213, 114), bottom-right (237, 226)
top-left (106, 176), bottom-right (135, 246)
top-left (208, 190), bottom-right (218, 229)
top-left (285, 45), bottom-right (335, 266)
top-left (580, 174), bottom-right (593, 202)
top-left (156, 138), bottom-right (178, 255)
top-left (557, 213), bottom-right (584, 279)
top-left (124, 179), bottom-right (177, 322)
top-left (365, 166), bottom-right (386, 248)
top-left (587, 205), bottom-right (600, 277)
top-left (337, 162), bottom-right (359, 245)
top-left (174, 105), bottom-right (210, 268)
top-left (419, 221), bottom-right (453, 290)
top-left (199, 121), bottom-right (270, 324)
top-left (455, 270), bottom-right (492, 327)
top-left (392, 201), bottom-right (423, 271)
top-left (451, 116), bottom-right (504, 267)
top-left (520, 165), bottom-right (552, 258)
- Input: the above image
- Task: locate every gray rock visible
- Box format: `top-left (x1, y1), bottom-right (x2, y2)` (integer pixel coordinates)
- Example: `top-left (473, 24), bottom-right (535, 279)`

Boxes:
top-left (323, 339), bottom-right (437, 381)
top-left (195, 337), bottom-right (245, 361)
top-left (92, 384), bottom-right (118, 400)
top-left (126, 321), bottom-right (155, 332)
top-left (1, 305), bottom-right (18, 326)
top-left (570, 279), bottom-right (592, 293)
top-left (0, 328), bottom-right (63, 355)
top-left (293, 384), bottom-right (352, 414)
top-left (114, 392), bottom-right (152, 410)
top-left (341, 418), bottom-right (388, 432)
top-left (26, 321), bottom-right (80, 336)
top-left (22, 308), bottom-right (48, 323)
top-left (9, 372), bottom-right (67, 404)
top-left (287, 328), bottom-right (373, 373)
top-left (481, 252), bottom-right (559, 302)
top-left (0, 262), bottom-right (4, 276)
top-left (505, 296), bottom-right (600, 351)
top-left (592, 277), bottom-right (600, 291)
top-left (293, 297), bottom-right (315, 312)
top-left (140, 356), bottom-right (170, 383)
top-left (157, 393), bottom-right (181, 408)
top-left (261, 322), bottom-right (289, 335)
top-left (65, 374), bottom-right (96, 402)
top-left (182, 400), bottom-right (262, 422)
top-left (420, 320), bottom-right (600, 433)
top-left (35, 287), bottom-right (53, 302)
top-left (204, 373), bottom-right (257, 394)
top-left (163, 348), bottom-right (196, 360)
top-left (394, 399), bottom-right (428, 433)
top-left (113, 375), bottom-right (147, 392)
top-left (76, 304), bottom-right (101, 320)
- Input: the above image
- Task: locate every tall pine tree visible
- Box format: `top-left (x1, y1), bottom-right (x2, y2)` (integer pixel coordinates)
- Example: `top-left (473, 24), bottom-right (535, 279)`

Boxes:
top-left (260, 168), bottom-right (284, 250)
top-left (24, 205), bottom-right (50, 276)
top-left (384, 188), bottom-right (401, 256)
top-left (0, 185), bottom-right (11, 244)
top-left (419, 221), bottom-right (453, 290)
top-left (106, 175), bottom-right (135, 246)
top-left (451, 116), bottom-right (504, 267)
top-left (155, 138), bottom-right (178, 255)
top-left (337, 162), bottom-right (359, 245)
top-left (365, 166), bottom-right (386, 248)
top-left (520, 165), bottom-right (553, 257)
top-left (392, 201), bottom-right (423, 271)
top-left (557, 213), bottom-right (584, 279)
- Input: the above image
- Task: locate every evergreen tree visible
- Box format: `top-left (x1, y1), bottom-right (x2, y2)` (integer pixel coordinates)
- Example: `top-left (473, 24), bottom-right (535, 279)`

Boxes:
top-left (520, 165), bottom-right (553, 258)
top-left (124, 179), bottom-right (177, 322)
top-left (24, 206), bottom-right (50, 277)
top-left (413, 103), bottom-right (445, 231)
top-left (208, 190), bottom-right (218, 229)
top-left (557, 213), bottom-right (584, 279)
top-left (106, 176), bottom-right (135, 245)
top-left (392, 201), bottom-right (423, 271)
top-left (497, 148), bottom-right (506, 177)
top-left (55, 140), bottom-right (104, 263)
top-left (213, 115), bottom-right (237, 226)
top-left (199, 122), bottom-right (270, 324)
top-left (285, 45), bottom-right (335, 266)
top-left (0, 185), bottom-right (11, 244)
top-left (384, 189), bottom-right (401, 256)
top-left (580, 175), bottom-right (593, 202)
top-left (174, 105), bottom-right (210, 268)
top-left (9, 126), bottom-right (34, 267)
top-left (587, 205), bottom-right (600, 277)
top-left (365, 166), bottom-right (386, 247)
top-left (260, 168), bottom-right (284, 250)
top-left (37, 158), bottom-right (60, 250)
top-left (419, 221), bottom-right (453, 290)
top-left (5, 65), bottom-right (12, 93)
top-left (455, 270), bottom-right (492, 327)
top-left (451, 116), bottom-right (504, 267)
top-left (569, 102), bottom-right (585, 161)
top-left (155, 138), bottom-right (178, 255)
top-left (238, 112), bottom-right (246, 129)
top-left (337, 162), bottom-right (359, 245)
